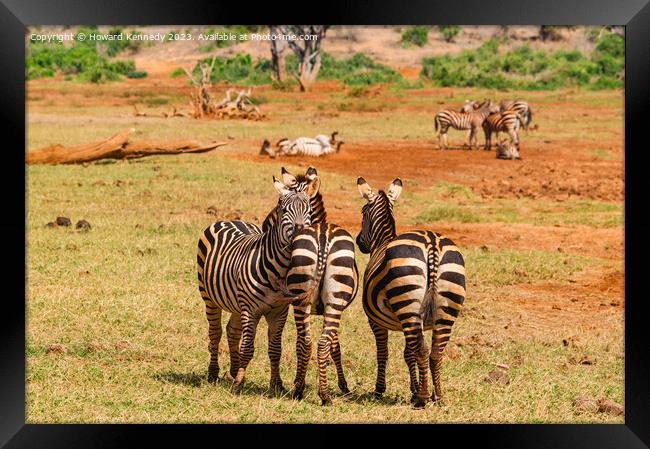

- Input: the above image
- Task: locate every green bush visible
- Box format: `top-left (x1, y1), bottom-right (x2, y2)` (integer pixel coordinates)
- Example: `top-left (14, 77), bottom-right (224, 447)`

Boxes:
top-left (420, 32), bottom-right (624, 90)
top-left (26, 28), bottom-right (141, 83)
top-left (438, 25), bottom-right (461, 43)
top-left (193, 51), bottom-right (402, 87)
top-left (401, 26), bottom-right (429, 47)
top-left (126, 71), bottom-right (148, 79)
top-left (170, 67), bottom-right (185, 78)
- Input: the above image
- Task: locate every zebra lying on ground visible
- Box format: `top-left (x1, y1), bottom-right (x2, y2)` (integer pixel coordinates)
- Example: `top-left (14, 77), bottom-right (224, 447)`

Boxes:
top-left (496, 138), bottom-right (521, 160)
top-left (356, 177), bottom-right (466, 408)
top-left (260, 132), bottom-right (344, 157)
top-left (434, 100), bottom-right (500, 150)
top-left (262, 167), bottom-right (358, 405)
top-left (196, 175), bottom-right (317, 393)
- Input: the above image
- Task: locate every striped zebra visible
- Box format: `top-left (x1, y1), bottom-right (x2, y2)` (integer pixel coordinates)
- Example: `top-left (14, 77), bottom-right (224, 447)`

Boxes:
top-left (482, 110), bottom-right (523, 150)
top-left (196, 176), bottom-right (317, 392)
top-left (434, 100), bottom-right (499, 150)
top-left (356, 177), bottom-right (466, 408)
top-left (263, 167), bottom-right (359, 405)
top-left (261, 132), bottom-right (344, 157)
top-left (499, 100), bottom-right (533, 130)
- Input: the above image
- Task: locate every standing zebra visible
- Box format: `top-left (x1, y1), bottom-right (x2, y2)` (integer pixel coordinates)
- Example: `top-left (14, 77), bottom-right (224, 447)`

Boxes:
top-left (434, 100), bottom-right (499, 150)
top-left (356, 177), bottom-right (466, 408)
top-left (499, 100), bottom-right (533, 130)
top-left (196, 177), bottom-right (317, 392)
top-left (263, 167), bottom-right (359, 405)
top-left (482, 110), bottom-right (523, 150)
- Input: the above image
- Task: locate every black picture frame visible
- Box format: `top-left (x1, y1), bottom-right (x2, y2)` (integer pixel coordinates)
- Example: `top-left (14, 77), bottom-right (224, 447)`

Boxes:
top-left (4, 1), bottom-right (649, 447)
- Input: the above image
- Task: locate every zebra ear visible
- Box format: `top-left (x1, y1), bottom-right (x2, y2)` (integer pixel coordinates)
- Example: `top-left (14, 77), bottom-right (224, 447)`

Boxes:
top-left (306, 166), bottom-right (318, 180)
top-left (305, 176), bottom-right (321, 199)
top-left (357, 177), bottom-right (375, 202)
top-left (273, 176), bottom-right (291, 196)
top-left (281, 167), bottom-right (297, 187)
top-left (386, 178), bottom-right (403, 202)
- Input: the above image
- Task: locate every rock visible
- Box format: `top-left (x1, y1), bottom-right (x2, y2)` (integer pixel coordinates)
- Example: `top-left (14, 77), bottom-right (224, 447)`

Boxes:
top-left (597, 398), bottom-right (624, 416)
top-left (76, 219), bottom-right (91, 231)
top-left (45, 344), bottom-right (66, 355)
top-left (45, 222), bottom-right (57, 228)
top-left (56, 216), bottom-right (71, 227)
top-left (579, 355), bottom-right (596, 365)
top-left (115, 340), bottom-right (130, 350)
top-left (574, 395), bottom-right (599, 414)
top-left (483, 369), bottom-right (510, 385)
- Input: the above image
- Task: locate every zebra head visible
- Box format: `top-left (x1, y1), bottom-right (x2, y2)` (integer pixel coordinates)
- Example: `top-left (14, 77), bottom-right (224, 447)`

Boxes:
top-left (273, 176), bottom-right (314, 243)
top-left (356, 177), bottom-right (402, 254)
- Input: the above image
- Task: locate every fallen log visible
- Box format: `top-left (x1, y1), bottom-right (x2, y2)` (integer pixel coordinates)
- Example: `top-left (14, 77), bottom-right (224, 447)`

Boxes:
top-left (26, 128), bottom-right (228, 165)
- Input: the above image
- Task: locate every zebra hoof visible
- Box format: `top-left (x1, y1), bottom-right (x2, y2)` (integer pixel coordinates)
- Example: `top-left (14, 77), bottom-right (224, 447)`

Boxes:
top-left (412, 396), bottom-right (428, 409)
top-left (223, 371), bottom-right (235, 383)
top-left (292, 389), bottom-right (304, 400)
top-left (339, 384), bottom-right (350, 395)
top-left (231, 380), bottom-right (245, 394)
top-left (270, 383), bottom-right (287, 396)
top-left (373, 390), bottom-right (384, 400)
top-left (207, 371), bottom-right (219, 384)
top-left (320, 397), bottom-right (332, 406)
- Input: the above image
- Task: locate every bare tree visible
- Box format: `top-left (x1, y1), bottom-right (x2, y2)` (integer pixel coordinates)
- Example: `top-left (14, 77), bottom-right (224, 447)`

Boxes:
top-left (271, 25), bottom-right (329, 91)
top-left (269, 26), bottom-right (289, 83)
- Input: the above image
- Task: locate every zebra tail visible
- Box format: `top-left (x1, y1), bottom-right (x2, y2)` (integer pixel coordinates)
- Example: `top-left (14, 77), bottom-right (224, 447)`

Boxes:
top-left (292, 229), bottom-right (329, 307)
top-left (434, 115), bottom-right (439, 132)
top-left (527, 107), bottom-right (533, 128)
top-left (421, 232), bottom-right (439, 327)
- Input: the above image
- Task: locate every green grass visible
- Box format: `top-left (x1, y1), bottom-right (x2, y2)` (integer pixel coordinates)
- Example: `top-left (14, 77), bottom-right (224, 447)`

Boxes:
top-left (404, 183), bottom-right (622, 228)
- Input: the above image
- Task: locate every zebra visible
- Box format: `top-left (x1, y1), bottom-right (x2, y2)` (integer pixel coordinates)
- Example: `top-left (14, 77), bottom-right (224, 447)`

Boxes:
top-left (499, 100), bottom-right (533, 130)
top-left (356, 177), bottom-right (466, 408)
top-left (262, 132), bottom-right (344, 157)
top-left (196, 176), bottom-right (317, 393)
top-left (496, 138), bottom-right (521, 160)
top-left (262, 167), bottom-right (359, 405)
top-left (482, 110), bottom-right (523, 150)
top-left (434, 100), bottom-right (499, 150)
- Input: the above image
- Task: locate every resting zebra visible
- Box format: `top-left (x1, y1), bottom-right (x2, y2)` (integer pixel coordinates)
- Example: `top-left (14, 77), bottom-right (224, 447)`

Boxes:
top-left (434, 100), bottom-right (499, 150)
top-left (260, 132), bottom-right (344, 157)
top-left (196, 176), bottom-right (317, 392)
top-left (496, 138), bottom-right (521, 160)
top-left (262, 167), bottom-right (359, 405)
top-left (356, 177), bottom-right (466, 408)
top-left (482, 110), bottom-right (523, 150)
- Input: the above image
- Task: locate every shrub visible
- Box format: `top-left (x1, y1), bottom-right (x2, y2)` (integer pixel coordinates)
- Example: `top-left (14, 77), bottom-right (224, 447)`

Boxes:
top-left (438, 25), bottom-right (461, 43)
top-left (26, 28), bottom-right (141, 83)
top-left (401, 26), bottom-right (429, 47)
top-left (170, 67), bottom-right (185, 78)
top-left (420, 33), bottom-right (623, 90)
top-left (126, 71), bottom-right (148, 79)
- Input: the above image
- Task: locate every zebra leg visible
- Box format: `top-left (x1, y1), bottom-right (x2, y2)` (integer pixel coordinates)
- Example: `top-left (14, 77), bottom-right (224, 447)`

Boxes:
top-left (233, 308), bottom-right (262, 392)
top-left (430, 330), bottom-right (446, 404)
top-left (370, 321), bottom-right (389, 398)
top-left (225, 313), bottom-right (242, 382)
top-left (330, 332), bottom-right (349, 394)
top-left (404, 326), bottom-right (430, 409)
top-left (317, 305), bottom-right (342, 405)
top-left (292, 304), bottom-right (313, 400)
top-left (403, 344), bottom-right (418, 403)
top-left (509, 129), bottom-right (519, 147)
top-left (205, 303), bottom-right (223, 383)
top-left (266, 304), bottom-right (290, 394)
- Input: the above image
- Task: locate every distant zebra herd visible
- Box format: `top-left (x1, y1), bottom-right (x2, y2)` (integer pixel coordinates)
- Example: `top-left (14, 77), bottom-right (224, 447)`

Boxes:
top-left (197, 167), bottom-right (466, 408)
top-left (435, 98), bottom-right (534, 159)
top-left (258, 99), bottom-right (532, 161)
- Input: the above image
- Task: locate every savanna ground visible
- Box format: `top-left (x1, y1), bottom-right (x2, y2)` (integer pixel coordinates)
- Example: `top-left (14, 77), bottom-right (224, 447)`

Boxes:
top-left (26, 48), bottom-right (624, 422)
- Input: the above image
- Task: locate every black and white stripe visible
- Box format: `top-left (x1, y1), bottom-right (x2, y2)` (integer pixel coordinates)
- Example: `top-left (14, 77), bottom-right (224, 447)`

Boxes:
top-left (196, 177), bottom-right (316, 392)
top-left (356, 177), bottom-right (466, 408)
